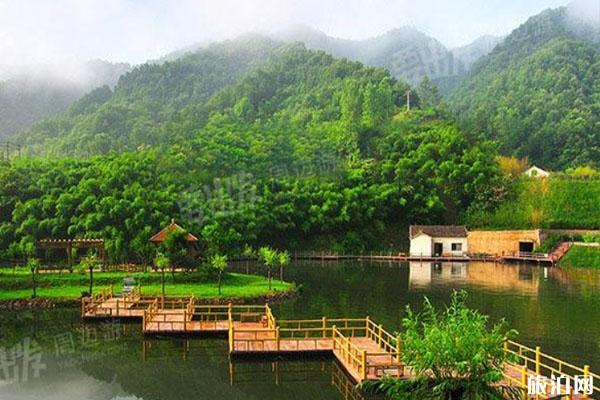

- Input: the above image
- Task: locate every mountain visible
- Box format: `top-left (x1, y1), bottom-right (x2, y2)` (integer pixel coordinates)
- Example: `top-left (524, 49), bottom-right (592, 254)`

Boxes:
top-left (451, 35), bottom-right (504, 70)
top-left (449, 6), bottom-right (600, 170)
top-left (2, 36), bottom-right (500, 258)
top-left (15, 36), bottom-right (283, 156)
top-left (0, 60), bottom-right (130, 140)
top-left (275, 25), bottom-right (466, 85)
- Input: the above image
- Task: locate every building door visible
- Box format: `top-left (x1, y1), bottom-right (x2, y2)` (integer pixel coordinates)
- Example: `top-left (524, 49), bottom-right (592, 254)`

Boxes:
top-left (519, 241), bottom-right (534, 253)
top-left (434, 243), bottom-right (443, 256)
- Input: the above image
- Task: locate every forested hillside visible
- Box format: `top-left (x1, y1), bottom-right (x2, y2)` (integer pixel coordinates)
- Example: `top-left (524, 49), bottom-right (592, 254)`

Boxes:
top-left (450, 7), bottom-right (600, 170)
top-left (0, 60), bottom-right (130, 139)
top-left (15, 36), bottom-right (282, 156)
top-left (1, 39), bottom-right (501, 260)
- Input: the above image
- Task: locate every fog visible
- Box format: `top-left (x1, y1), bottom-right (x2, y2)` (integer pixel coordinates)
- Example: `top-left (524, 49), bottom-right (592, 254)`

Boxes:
top-left (567, 0), bottom-right (600, 24)
top-left (0, 0), bottom-right (574, 75)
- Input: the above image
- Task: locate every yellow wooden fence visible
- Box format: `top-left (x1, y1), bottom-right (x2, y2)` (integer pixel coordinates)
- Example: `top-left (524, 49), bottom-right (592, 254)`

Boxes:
top-left (503, 340), bottom-right (598, 398)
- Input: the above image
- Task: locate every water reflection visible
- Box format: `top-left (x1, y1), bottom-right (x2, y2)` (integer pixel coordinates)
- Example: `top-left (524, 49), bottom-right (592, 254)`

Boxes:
top-left (141, 338), bottom-right (366, 400)
top-left (408, 261), bottom-right (540, 294)
top-left (1, 260), bottom-right (600, 400)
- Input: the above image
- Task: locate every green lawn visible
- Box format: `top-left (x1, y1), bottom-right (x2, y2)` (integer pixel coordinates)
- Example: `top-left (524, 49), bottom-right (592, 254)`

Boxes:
top-left (0, 271), bottom-right (293, 300)
top-left (560, 246), bottom-right (600, 269)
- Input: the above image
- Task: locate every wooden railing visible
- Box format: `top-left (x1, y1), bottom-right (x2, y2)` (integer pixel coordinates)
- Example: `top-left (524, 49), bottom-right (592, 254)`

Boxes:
top-left (364, 318), bottom-right (404, 378)
top-left (276, 317), bottom-right (367, 339)
top-left (503, 340), bottom-right (598, 397)
top-left (81, 287), bottom-right (114, 316)
top-left (365, 317), bottom-right (400, 355)
top-left (332, 326), bottom-right (368, 380)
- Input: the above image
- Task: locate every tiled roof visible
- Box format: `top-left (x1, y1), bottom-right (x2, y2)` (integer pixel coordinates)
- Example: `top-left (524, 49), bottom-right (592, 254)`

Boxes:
top-left (149, 219), bottom-right (199, 242)
top-left (409, 225), bottom-right (468, 239)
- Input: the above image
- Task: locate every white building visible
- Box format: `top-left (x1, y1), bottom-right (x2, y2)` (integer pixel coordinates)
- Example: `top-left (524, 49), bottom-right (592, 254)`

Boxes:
top-left (409, 225), bottom-right (469, 257)
top-left (523, 165), bottom-right (550, 178)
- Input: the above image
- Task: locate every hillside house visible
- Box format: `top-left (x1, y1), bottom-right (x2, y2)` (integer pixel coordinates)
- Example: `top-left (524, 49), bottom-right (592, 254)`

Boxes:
top-left (523, 165), bottom-right (550, 178)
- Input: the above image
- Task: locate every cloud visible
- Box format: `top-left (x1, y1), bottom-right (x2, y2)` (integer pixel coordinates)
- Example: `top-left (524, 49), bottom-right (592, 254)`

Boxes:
top-left (0, 0), bottom-right (572, 68)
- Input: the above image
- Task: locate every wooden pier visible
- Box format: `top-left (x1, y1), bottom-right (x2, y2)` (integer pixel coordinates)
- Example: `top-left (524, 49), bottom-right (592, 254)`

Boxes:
top-left (288, 252), bottom-right (556, 265)
top-left (82, 293), bottom-right (599, 396)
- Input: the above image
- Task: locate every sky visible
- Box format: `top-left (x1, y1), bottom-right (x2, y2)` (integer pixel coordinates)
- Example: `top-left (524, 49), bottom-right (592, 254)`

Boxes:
top-left (0, 0), bottom-right (579, 66)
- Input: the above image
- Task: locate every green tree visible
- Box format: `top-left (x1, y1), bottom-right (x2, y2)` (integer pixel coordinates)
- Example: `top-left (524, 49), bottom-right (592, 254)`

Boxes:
top-left (278, 250), bottom-right (290, 281)
top-left (416, 76), bottom-right (441, 109)
top-left (258, 246), bottom-right (278, 290)
top-left (242, 244), bottom-right (256, 274)
top-left (154, 252), bottom-right (170, 303)
top-left (161, 229), bottom-right (189, 279)
top-left (80, 253), bottom-right (99, 295)
top-left (209, 254), bottom-right (228, 295)
top-left (364, 291), bottom-right (519, 399)
top-left (26, 257), bottom-right (41, 299)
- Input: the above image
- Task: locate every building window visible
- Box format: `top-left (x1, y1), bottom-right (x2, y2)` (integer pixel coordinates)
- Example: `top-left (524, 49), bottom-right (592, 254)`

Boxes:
top-left (451, 243), bottom-right (462, 251)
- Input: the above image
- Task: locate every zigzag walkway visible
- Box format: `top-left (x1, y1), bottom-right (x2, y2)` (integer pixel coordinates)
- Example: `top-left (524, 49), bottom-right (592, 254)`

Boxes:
top-left (82, 292), bottom-right (599, 396)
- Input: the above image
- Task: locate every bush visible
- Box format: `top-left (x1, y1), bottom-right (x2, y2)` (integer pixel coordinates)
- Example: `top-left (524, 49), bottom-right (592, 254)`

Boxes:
top-left (362, 291), bottom-right (520, 400)
top-left (565, 166), bottom-right (600, 178)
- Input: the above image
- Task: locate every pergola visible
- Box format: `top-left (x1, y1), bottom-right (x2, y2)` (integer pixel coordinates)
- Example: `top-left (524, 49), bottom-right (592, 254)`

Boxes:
top-left (36, 238), bottom-right (107, 269)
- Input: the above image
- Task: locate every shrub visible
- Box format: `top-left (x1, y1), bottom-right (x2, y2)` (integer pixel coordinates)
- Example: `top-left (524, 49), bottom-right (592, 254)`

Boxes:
top-left (363, 291), bottom-right (519, 400)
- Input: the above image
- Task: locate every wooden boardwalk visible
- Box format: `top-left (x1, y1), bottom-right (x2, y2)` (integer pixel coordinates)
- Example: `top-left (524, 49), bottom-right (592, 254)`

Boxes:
top-left (82, 293), bottom-right (598, 396)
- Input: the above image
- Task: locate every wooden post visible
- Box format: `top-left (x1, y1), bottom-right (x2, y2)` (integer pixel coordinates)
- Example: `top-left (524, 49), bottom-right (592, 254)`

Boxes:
top-left (229, 325), bottom-right (234, 353)
top-left (521, 366), bottom-right (527, 400)
top-left (276, 327), bottom-right (280, 351)
top-left (332, 325), bottom-right (337, 350)
top-left (346, 340), bottom-right (351, 363)
top-left (184, 309), bottom-right (187, 332)
top-left (116, 299), bottom-right (119, 317)
top-left (378, 324), bottom-right (383, 349)
top-left (396, 336), bottom-right (401, 360)
top-left (535, 346), bottom-right (541, 376)
top-left (365, 316), bottom-right (370, 337)
top-left (583, 365), bottom-right (590, 399)
top-left (362, 349), bottom-right (368, 381)
top-left (322, 317), bottom-right (327, 338)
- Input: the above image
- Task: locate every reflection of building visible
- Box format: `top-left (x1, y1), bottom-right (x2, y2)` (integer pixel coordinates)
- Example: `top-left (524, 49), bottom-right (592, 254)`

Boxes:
top-left (408, 262), bottom-right (540, 294)
top-left (466, 262), bottom-right (539, 294)
top-left (409, 225), bottom-right (468, 257)
top-left (408, 262), bottom-right (467, 288)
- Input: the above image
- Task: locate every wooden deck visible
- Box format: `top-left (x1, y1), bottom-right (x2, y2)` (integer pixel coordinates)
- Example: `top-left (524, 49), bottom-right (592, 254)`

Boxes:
top-left (82, 294), bottom-right (598, 396)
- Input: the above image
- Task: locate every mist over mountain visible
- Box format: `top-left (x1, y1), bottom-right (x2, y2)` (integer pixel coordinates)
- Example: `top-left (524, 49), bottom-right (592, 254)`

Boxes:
top-left (0, 60), bottom-right (130, 139)
top-left (451, 35), bottom-right (505, 71)
top-left (450, 4), bottom-right (600, 169)
top-left (274, 25), bottom-right (486, 85)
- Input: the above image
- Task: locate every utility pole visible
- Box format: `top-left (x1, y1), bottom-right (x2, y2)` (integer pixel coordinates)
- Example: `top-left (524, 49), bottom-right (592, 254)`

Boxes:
top-left (406, 90), bottom-right (412, 112)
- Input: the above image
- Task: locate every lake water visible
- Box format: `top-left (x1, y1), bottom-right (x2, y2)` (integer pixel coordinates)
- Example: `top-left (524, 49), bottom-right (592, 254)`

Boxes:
top-left (1, 261), bottom-right (599, 400)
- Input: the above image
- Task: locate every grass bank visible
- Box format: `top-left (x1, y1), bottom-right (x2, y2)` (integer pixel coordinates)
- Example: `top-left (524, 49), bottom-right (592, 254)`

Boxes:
top-left (560, 246), bottom-right (600, 269)
top-left (467, 177), bottom-right (600, 229)
top-left (0, 269), bottom-right (293, 301)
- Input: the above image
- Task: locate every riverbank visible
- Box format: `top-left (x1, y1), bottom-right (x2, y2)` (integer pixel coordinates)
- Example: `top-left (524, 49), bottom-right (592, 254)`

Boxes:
top-left (0, 270), bottom-right (295, 309)
top-left (560, 245), bottom-right (600, 269)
